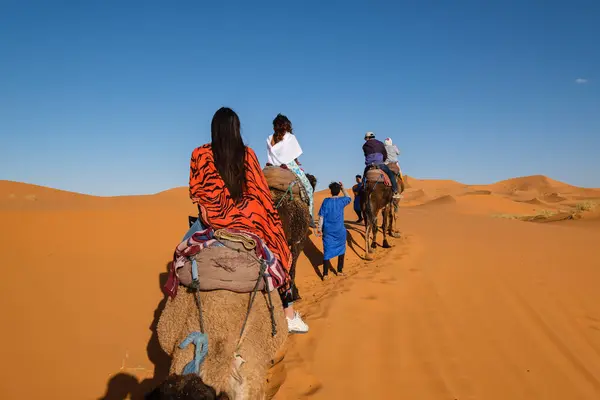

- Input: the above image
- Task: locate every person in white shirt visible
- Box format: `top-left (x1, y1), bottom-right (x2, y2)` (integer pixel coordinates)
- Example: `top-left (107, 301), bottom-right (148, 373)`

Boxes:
top-left (267, 114), bottom-right (315, 227)
top-left (384, 137), bottom-right (403, 177)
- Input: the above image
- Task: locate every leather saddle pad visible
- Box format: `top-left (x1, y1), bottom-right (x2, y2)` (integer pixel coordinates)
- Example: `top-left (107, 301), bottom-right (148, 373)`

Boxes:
top-left (263, 166), bottom-right (303, 194)
top-left (365, 168), bottom-right (391, 186)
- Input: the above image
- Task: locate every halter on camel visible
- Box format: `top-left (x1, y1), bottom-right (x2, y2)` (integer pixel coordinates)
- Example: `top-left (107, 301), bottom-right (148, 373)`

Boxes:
top-left (178, 222), bottom-right (279, 376)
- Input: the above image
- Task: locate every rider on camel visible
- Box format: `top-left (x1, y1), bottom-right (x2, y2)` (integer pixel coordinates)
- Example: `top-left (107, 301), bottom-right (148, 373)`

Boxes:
top-left (362, 132), bottom-right (401, 199)
top-left (266, 114), bottom-right (316, 228)
top-left (189, 107), bottom-right (309, 334)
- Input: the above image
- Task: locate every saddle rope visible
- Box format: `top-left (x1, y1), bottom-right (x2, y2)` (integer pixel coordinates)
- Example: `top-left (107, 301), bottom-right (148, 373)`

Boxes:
top-left (275, 181), bottom-right (296, 209)
top-left (181, 239), bottom-right (278, 376)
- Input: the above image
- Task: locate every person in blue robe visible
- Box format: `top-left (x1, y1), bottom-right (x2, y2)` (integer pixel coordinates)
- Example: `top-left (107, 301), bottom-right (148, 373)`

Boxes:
top-left (317, 182), bottom-right (351, 279)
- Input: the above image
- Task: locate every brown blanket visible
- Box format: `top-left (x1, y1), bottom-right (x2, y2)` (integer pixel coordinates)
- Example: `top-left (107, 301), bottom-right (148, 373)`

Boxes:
top-left (365, 169), bottom-right (391, 186)
top-left (263, 166), bottom-right (303, 194)
top-left (177, 244), bottom-right (266, 292)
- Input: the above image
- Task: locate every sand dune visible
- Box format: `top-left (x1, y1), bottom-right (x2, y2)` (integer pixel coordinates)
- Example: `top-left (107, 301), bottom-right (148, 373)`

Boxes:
top-left (1, 175), bottom-right (600, 399)
top-left (419, 194), bottom-right (457, 207)
top-left (488, 174), bottom-right (573, 194)
top-left (401, 188), bottom-right (427, 202)
top-left (489, 175), bottom-right (600, 198)
top-left (461, 189), bottom-right (492, 196)
top-left (542, 193), bottom-right (568, 203)
top-left (516, 197), bottom-right (549, 206)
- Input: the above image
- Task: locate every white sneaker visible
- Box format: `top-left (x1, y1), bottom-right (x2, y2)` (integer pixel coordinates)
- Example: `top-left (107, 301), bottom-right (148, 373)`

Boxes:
top-left (287, 311), bottom-right (309, 334)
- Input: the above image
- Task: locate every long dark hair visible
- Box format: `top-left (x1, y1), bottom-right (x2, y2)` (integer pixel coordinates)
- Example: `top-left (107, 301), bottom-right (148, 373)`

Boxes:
top-left (211, 107), bottom-right (246, 201)
top-left (272, 113), bottom-right (293, 144)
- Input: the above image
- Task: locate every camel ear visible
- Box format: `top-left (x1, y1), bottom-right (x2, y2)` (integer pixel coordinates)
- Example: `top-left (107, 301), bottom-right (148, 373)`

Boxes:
top-left (156, 290), bottom-right (196, 355)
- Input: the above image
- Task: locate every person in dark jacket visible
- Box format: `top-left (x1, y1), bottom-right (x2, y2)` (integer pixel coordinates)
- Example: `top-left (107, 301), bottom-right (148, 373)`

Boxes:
top-left (362, 131), bottom-right (400, 198)
top-left (351, 175), bottom-right (364, 223)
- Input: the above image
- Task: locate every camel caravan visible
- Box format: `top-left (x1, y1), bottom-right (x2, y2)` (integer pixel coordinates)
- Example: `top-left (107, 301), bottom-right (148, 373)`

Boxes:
top-left (148, 109), bottom-right (404, 399)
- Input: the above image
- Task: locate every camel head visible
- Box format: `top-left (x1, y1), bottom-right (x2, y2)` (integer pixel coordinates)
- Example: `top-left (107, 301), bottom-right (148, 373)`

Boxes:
top-left (305, 173), bottom-right (317, 191)
top-left (146, 374), bottom-right (230, 400)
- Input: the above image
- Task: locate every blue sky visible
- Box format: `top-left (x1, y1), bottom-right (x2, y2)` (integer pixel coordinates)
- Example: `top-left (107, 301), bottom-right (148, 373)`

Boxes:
top-left (1, 0), bottom-right (598, 195)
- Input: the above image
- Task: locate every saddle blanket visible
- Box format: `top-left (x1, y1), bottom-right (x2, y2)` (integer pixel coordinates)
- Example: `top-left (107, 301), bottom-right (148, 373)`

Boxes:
top-left (164, 220), bottom-right (287, 298)
top-left (365, 168), bottom-right (392, 187)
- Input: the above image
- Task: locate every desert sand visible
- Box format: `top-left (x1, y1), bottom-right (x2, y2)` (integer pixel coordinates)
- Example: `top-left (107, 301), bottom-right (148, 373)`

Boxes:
top-left (1, 175), bottom-right (600, 399)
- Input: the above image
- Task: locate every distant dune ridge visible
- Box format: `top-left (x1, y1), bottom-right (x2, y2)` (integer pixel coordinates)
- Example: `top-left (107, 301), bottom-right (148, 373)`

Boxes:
top-left (1, 174), bottom-right (600, 399)
top-left (2, 174), bottom-right (598, 211)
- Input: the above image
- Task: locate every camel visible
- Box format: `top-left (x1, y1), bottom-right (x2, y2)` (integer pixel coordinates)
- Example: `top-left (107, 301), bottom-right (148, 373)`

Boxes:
top-left (264, 168), bottom-right (317, 301)
top-left (361, 165), bottom-right (403, 261)
top-left (156, 285), bottom-right (288, 399)
top-left (152, 168), bottom-right (315, 399)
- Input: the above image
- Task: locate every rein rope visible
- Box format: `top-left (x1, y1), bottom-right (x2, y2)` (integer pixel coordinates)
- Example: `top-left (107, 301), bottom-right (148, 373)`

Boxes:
top-left (275, 181), bottom-right (297, 209)
top-left (181, 239), bottom-right (278, 375)
top-left (179, 290), bottom-right (208, 375)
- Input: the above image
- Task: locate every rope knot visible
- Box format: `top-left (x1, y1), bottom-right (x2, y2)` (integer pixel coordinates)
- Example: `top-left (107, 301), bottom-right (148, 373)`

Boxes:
top-left (179, 331), bottom-right (209, 375)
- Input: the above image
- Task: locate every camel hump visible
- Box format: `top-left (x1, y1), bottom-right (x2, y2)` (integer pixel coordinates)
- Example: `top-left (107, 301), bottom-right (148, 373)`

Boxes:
top-left (263, 165), bottom-right (303, 194)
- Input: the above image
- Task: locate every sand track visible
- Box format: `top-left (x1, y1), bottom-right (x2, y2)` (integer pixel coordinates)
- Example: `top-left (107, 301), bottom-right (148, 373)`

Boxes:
top-left (280, 207), bottom-right (600, 399)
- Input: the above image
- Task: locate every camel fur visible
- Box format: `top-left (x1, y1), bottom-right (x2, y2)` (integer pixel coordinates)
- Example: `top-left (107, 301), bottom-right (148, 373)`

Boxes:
top-left (156, 289), bottom-right (287, 399)
top-left (361, 167), bottom-right (402, 261)
top-left (268, 172), bottom-right (317, 301)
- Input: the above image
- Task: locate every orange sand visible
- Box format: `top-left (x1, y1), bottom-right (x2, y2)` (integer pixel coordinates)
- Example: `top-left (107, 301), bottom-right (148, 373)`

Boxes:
top-left (1, 175), bottom-right (600, 399)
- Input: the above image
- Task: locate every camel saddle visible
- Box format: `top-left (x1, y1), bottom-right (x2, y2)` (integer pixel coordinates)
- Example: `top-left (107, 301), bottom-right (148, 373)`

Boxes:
top-left (175, 218), bottom-right (283, 294)
top-left (386, 162), bottom-right (400, 176)
top-left (387, 162), bottom-right (405, 192)
top-left (263, 165), bottom-right (310, 205)
top-left (364, 166), bottom-right (392, 187)
top-left (177, 244), bottom-right (266, 293)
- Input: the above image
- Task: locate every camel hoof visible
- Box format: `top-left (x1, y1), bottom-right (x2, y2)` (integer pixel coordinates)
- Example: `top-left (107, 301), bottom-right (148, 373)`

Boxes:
top-left (370, 242), bottom-right (377, 249)
top-left (390, 232), bottom-right (401, 238)
top-left (382, 241), bottom-right (392, 249)
top-left (365, 254), bottom-right (374, 261)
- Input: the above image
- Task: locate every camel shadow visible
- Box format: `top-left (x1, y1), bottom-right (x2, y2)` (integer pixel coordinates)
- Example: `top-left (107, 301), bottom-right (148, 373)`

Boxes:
top-left (344, 223), bottom-right (366, 256)
top-left (139, 263), bottom-right (172, 392)
top-left (303, 236), bottom-right (324, 279)
top-left (98, 263), bottom-right (172, 400)
top-left (98, 373), bottom-right (140, 400)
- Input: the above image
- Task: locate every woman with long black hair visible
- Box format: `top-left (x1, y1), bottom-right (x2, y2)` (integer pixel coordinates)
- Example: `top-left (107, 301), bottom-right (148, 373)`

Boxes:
top-left (187, 107), bottom-right (308, 334)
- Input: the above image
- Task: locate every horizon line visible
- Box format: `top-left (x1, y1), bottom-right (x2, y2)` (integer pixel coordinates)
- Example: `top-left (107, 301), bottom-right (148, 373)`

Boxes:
top-left (2, 173), bottom-right (599, 198)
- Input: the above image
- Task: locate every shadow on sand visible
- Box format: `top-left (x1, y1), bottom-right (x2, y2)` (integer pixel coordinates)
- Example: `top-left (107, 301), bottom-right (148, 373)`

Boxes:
top-left (98, 263), bottom-right (172, 400)
top-left (344, 222), bottom-right (366, 256)
top-left (303, 236), bottom-right (324, 279)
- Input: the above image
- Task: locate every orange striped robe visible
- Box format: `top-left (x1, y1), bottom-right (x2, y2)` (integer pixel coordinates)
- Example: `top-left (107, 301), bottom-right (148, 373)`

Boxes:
top-left (189, 144), bottom-right (292, 280)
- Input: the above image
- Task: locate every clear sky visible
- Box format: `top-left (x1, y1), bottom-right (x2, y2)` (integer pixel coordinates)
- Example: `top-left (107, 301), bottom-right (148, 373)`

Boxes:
top-left (1, 0), bottom-right (598, 195)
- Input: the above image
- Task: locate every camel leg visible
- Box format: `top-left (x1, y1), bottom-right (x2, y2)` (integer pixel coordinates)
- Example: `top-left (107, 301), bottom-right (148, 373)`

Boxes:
top-left (382, 206), bottom-right (391, 248)
top-left (388, 199), bottom-right (401, 238)
top-left (364, 221), bottom-right (373, 261)
top-left (391, 207), bottom-right (401, 238)
top-left (364, 201), bottom-right (375, 261)
top-left (371, 212), bottom-right (379, 250)
top-left (385, 205), bottom-right (392, 236)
